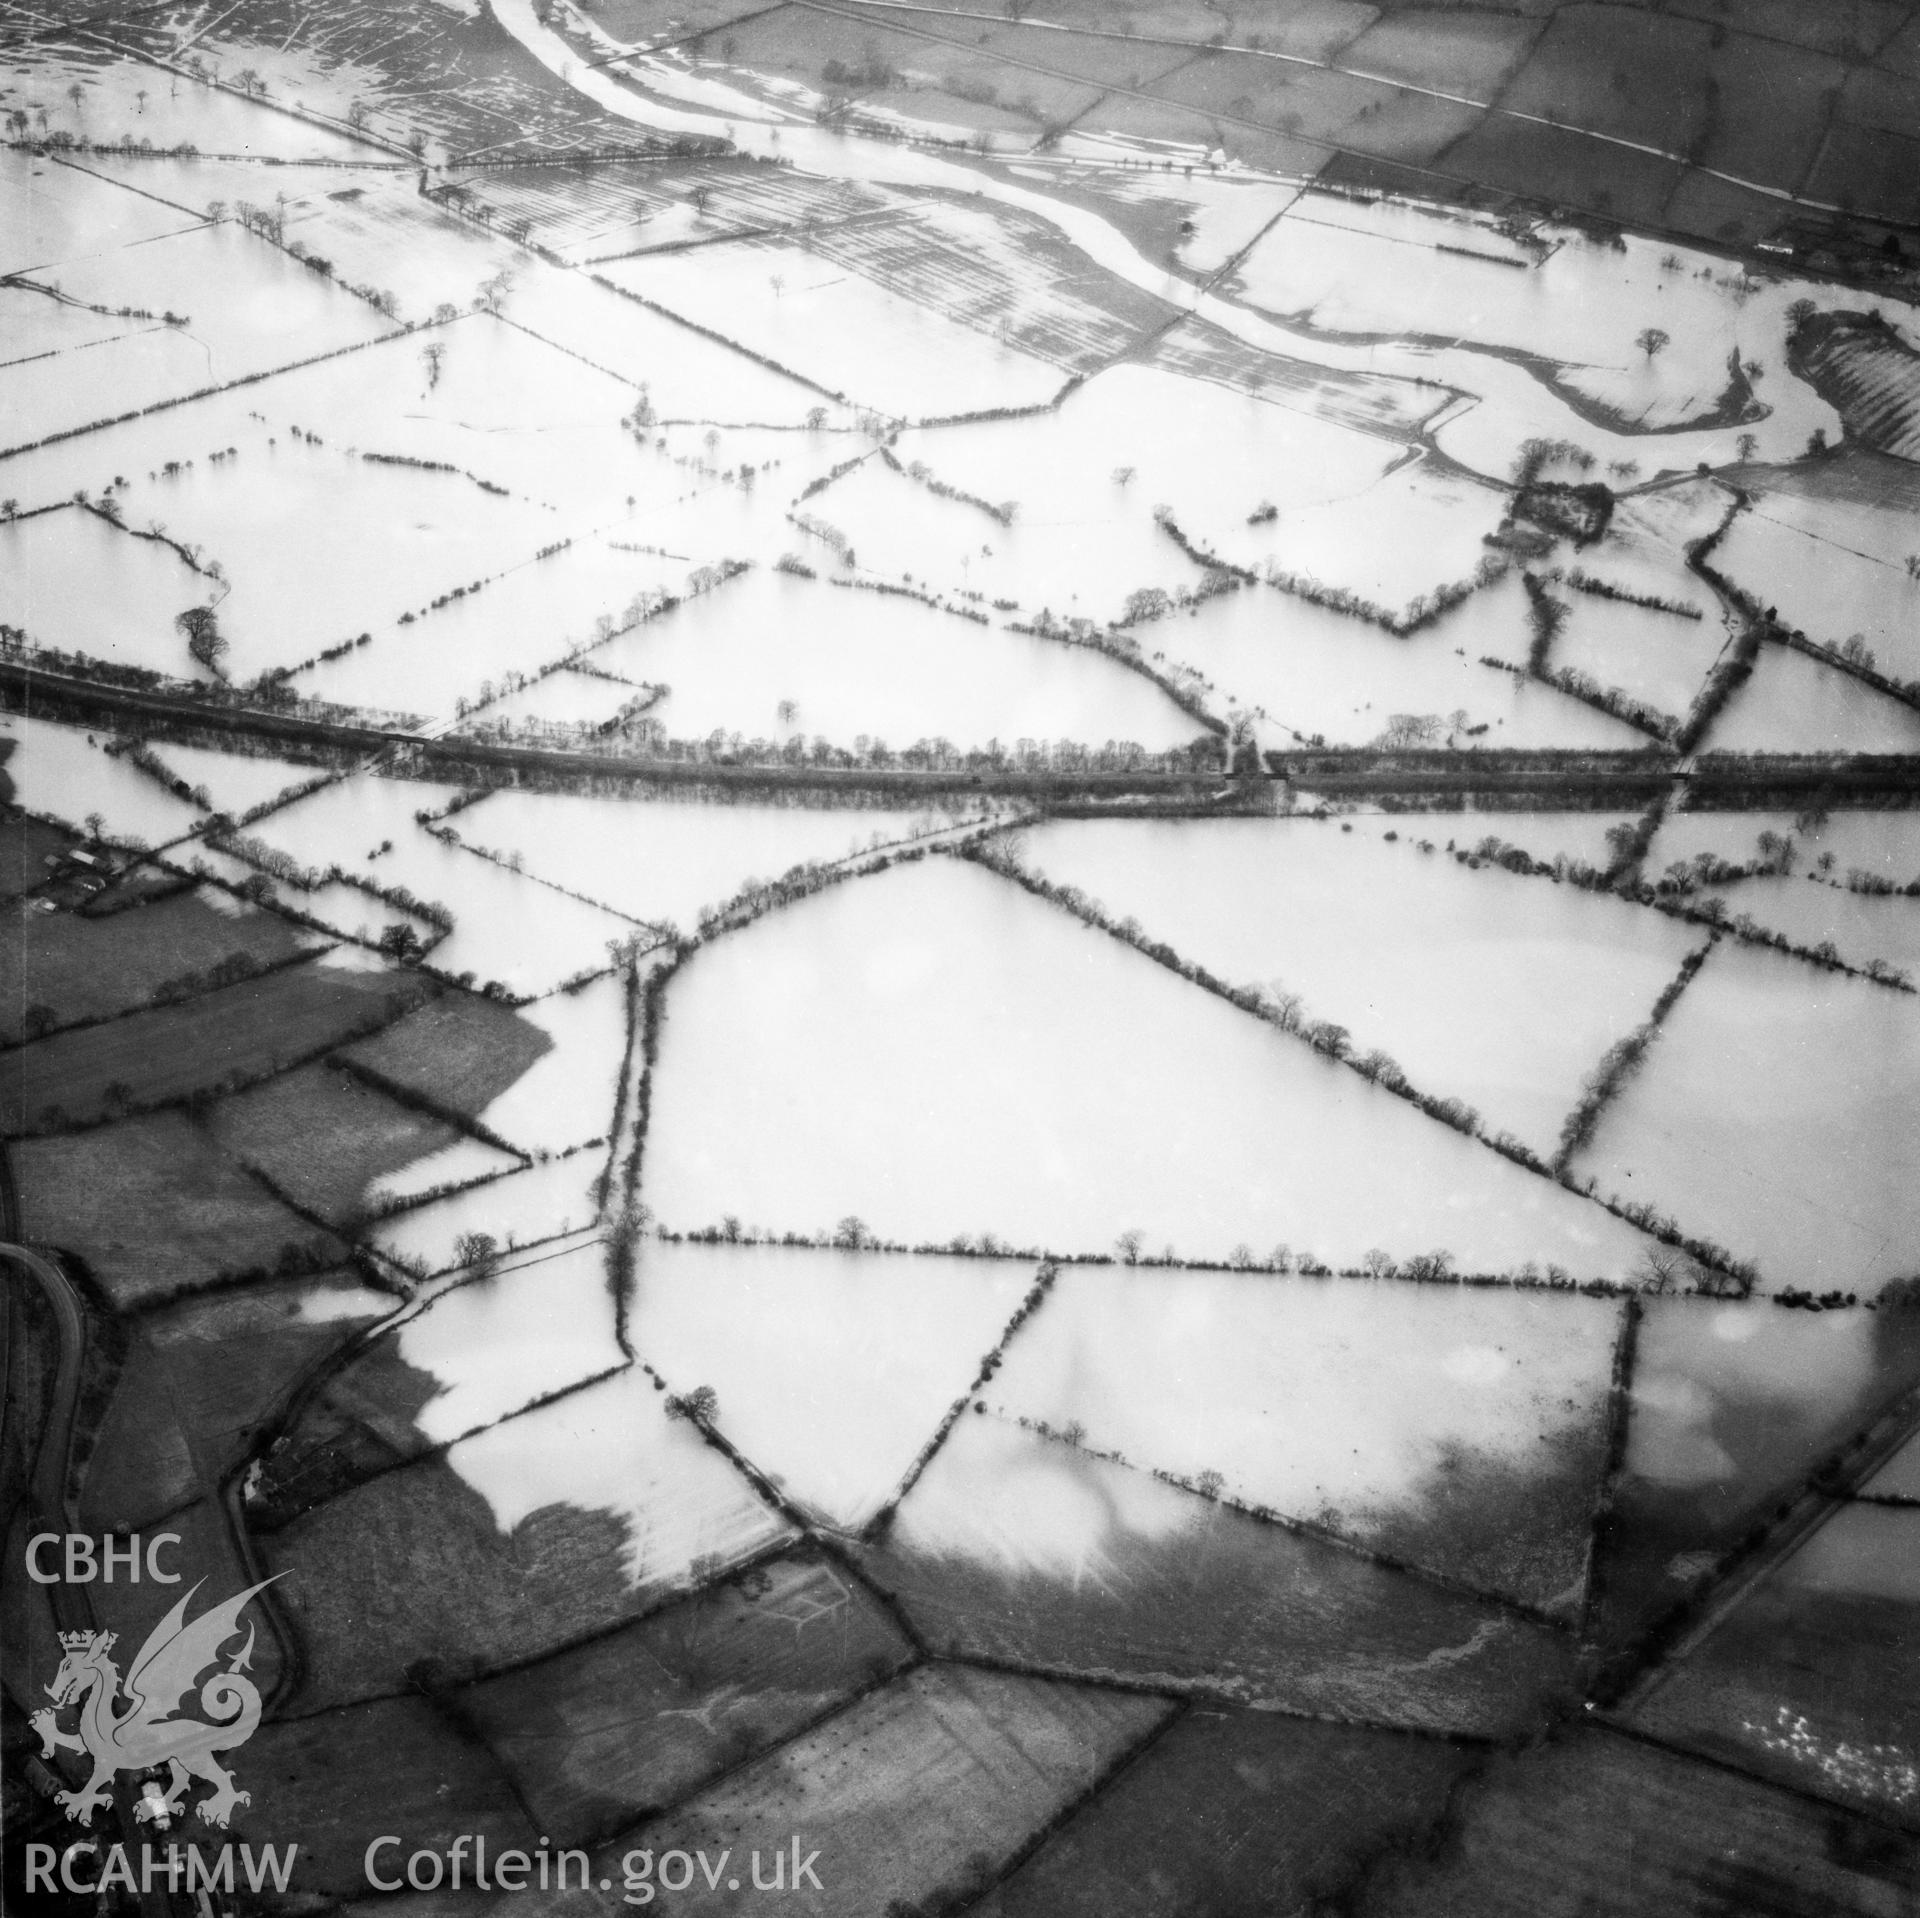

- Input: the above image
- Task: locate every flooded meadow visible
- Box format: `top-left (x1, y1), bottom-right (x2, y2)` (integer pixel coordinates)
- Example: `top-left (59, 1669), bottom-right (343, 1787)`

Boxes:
top-left (5, 4), bottom-right (1919, 1908)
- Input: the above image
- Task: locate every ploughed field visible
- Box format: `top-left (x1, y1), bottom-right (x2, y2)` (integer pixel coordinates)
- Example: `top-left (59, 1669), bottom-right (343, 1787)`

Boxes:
top-left (3, 3), bottom-right (1920, 1913)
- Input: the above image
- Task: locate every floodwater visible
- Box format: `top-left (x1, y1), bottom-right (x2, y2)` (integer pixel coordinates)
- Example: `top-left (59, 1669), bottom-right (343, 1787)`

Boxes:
top-left (372, 1153), bottom-right (606, 1277)
top-left (254, 773), bottom-right (638, 993)
top-left (490, 0), bottom-right (1856, 477)
top-left (460, 786), bottom-right (980, 934)
top-left (626, 1237), bottom-right (1037, 1528)
top-left (0, 507), bottom-right (216, 679)
top-left (396, 1237), bottom-right (625, 1443)
top-left (594, 565), bottom-right (1199, 751)
top-left (986, 1259), bottom-right (1620, 1536)
top-left (1023, 815), bottom-right (1700, 1155)
top-left (643, 854), bottom-right (1655, 1276)
top-left (444, 1363), bottom-right (793, 1587)
top-left (1575, 940), bottom-right (1920, 1293)
top-left (1, 713), bottom-right (205, 846)
top-left (1158, 574), bottom-right (1642, 750)
top-left (1718, 493), bottom-right (1920, 683)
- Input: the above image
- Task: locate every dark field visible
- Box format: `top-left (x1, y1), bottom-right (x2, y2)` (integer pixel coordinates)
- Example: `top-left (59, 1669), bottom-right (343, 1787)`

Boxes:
top-left (1630, 1503), bottom-right (1920, 1828)
top-left (75, 1268), bottom-right (386, 1530)
top-left (14, 1112), bottom-right (345, 1309)
top-left (1, 956), bottom-right (434, 1133)
top-left (0, 814), bottom-right (75, 898)
top-left (204, 1060), bottom-right (489, 1228)
top-left (0, 882), bottom-right (314, 1043)
top-left (1589, 1300), bottom-right (1920, 1650)
top-left (339, 989), bottom-right (553, 1129)
top-left (1351, 1725), bottom-right (1919, 1915)
top-left (856, 1421), bottom-right (1580, 1736)
top-left (235, 1697), bottom-right (535, 1901)
top-left (454, 1550), bottom-right (914, 1847)
top-left (261, 1452), bottom-right (773, 1711)
top-left (974, 1709), bottom-right (1479, 1918)
top-left (613, 1665), bottom-right (1173, 1918)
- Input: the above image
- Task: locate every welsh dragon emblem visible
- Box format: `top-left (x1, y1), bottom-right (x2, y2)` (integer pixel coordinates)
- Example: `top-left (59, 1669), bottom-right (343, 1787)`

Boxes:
top-left (31, 1577), bottom-right (279, 1829)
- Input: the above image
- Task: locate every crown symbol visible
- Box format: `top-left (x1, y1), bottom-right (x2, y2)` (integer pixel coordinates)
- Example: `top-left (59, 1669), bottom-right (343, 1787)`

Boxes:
top-left (58, 1630), bottom-right (111, 1651)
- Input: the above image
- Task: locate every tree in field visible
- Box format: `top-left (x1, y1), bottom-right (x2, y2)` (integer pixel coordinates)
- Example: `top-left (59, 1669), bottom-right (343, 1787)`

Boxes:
top-left (667, 1384), bottom-right (719, 1424)
top-left (175, 605), bottom-right (228, 676)
top-left (454, 1232), bottom-right (499, 1278)
top-left (421, 342), bottom-right (445, 390)
top-left (1631, 1243), bottom-right (1693, 1294)
top-left (1120, 586), bottom-right (1171, 626)
top-left (1115, 1228), bottom-right (1145, 1265)
top-left (377, 921), bottom-right (423, 962)
top-left (1736, 432), bottom-right (1759, 462)
top-left (474, 265), bottom-right (515, 314)
top-left (1636, 327), bottom-right (1670, 359)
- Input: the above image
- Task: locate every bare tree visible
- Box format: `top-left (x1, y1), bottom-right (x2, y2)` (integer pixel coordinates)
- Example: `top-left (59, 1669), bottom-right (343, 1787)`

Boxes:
top-left (175, 605), bottom-right (228, 676)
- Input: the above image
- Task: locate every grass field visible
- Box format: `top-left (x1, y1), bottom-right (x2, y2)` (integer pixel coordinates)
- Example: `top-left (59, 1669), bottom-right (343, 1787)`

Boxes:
top-left (0, 882), bottom-right (312, 1042)
top-left (1630, 1503), bottom-right (1920, 1828)
top-left (619, 1663), bottom-right (1173, 1917)
top-left (985, 1258), bottom-right (1621, 1610)
top-left (1592, 1296), bottom-right (1920, 1648)
top-left (975, 1709), bottom-right (1477, 1918)
top-left (203, 1060), bottom-right (510, 1228)
top-left (339, 990), bottom-right (556, 1132)
top-left (75, 1270), bottom-right (389, 1532)
top-left (1, 951), bottom-right (433, 1133)
top-left (455, 1550), bottom-right (914, 1847)
top-left (1354, 1725), bottom-right (1914, 1916)
top-left (0, 815), bottom-right (72, 900)
top-left (234, 1696), bottom-right (534, 1901)
top-left (862, 1415), bottom-right (1580, 1735)
top-left (267, 1382), bottom-right (794, 1707)
top-left (14, 1111), bottom-right (345, 1309)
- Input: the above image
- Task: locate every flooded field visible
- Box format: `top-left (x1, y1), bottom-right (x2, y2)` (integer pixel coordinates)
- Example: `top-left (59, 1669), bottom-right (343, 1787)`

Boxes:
top-left (627, 1238), bottom-right (1037, 1529)
top-left (1574, 941), bottom-right (1920, 1293)
top-left (588, 566), bottom-right (1199, 752)
top-left (984, 1259), bottom-right (1622, 1605)
top-left (4, 3), bottom-right (1918, 1907)
top-left (452, 787), bottom-right (984, 931)
top-left (645, 855), bottom-right (1654, 1275)
top-left (1023, 815), bottom-right (1698, 1153)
